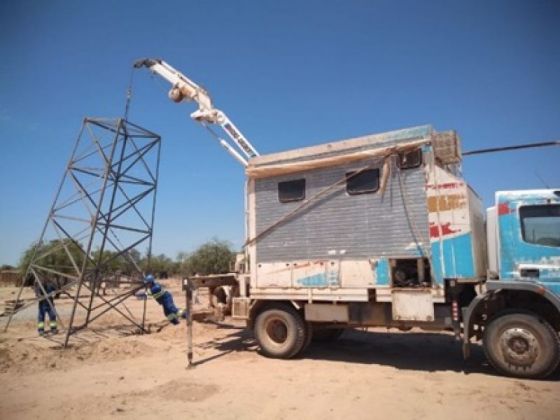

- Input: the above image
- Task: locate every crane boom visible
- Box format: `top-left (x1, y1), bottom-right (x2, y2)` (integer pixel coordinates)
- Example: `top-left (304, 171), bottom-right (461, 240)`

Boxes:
top-left (134, 58), bottom-right (259, 166)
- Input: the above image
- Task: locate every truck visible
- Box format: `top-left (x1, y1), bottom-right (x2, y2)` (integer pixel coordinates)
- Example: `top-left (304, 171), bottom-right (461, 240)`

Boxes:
top-left (135, 59), bottom-right (560, 379)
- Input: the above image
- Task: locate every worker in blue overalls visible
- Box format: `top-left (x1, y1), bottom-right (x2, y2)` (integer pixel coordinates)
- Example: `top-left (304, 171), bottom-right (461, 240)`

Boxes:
top-left (144, 274), bottom-right (187, 325)
top-left (35, 281), bottom-right (58, 336)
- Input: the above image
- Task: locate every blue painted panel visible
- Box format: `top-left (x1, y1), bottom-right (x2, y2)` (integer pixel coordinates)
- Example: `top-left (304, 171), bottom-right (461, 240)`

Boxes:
top-left (430, 233), bottom-right (475, 283)
top-left (497, 193), bottom-right (560, 296)
top-left (446, 234), bottom-right (476, 278)
top-left (499, 213), bottom-right (560, 278)
top-left (295, 273), bottom-right (329, 287)
top-left (375, 259), bottom-right (390, 286)
top-left (431, 242), bottom-right (444, 283)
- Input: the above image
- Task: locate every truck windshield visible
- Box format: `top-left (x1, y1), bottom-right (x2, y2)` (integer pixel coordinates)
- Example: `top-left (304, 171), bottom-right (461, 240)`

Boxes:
top-left (519, 204), bottom-right (560, 247)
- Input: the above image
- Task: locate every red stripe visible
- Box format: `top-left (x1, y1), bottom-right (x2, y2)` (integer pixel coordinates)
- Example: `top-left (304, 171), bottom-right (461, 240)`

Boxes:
top-left (497, 202), bottom-right (511, 216)
top-left (429, 222), bottom-right (460, 238)
top-left (426, 182), bottom-right (464, 190)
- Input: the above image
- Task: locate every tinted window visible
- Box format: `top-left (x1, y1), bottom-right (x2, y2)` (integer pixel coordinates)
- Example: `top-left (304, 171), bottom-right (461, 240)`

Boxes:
top-left (278, 179), bottom-right (305, 203)
top-left (520, 205), bottom-right (560, 247)
top-left (398, 149), bottom-right (422, 169)
top-left (346, 169), bottom-right (380, 195)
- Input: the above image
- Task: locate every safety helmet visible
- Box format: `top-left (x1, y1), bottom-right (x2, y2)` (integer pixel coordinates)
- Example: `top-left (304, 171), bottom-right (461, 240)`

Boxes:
top-left (144, 274), bottom-right (155, 283)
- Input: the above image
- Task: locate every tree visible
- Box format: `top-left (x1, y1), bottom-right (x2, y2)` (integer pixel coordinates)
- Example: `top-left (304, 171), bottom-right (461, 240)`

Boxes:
top-left (143, 253), bottom-right (175, 278)
top-left (90, 249), bottom-right (125, 273)
top-left (181, 239), bottom-right (236, 276)
top-left (120, 248), bottom-right (142, 275)
top-left (19, 239), bottom-right (86, 286)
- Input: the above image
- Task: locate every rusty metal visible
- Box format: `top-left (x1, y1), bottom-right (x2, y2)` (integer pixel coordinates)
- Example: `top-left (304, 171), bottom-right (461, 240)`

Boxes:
top-left (4, 118), bottom-right (161, 347)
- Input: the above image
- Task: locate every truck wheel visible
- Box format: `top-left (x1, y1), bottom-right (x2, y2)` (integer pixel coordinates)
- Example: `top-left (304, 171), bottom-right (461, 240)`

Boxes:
top-left (254, 304), bottom-right (306, 359)
top-left (483, 312), bottom-right (560, 379)
top-left (312, 327), bottom-right (345, 342)
top-left (294, 322), bottom-right (314, 357)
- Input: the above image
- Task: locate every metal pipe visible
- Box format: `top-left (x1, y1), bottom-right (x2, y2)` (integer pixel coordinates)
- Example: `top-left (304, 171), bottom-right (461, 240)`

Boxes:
top-left (185, 278), bottom-right (194, 369)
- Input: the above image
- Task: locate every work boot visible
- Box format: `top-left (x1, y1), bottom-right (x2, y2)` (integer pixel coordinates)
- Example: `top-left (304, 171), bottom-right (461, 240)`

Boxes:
top-left (37, 322), bottom-right (45, 336)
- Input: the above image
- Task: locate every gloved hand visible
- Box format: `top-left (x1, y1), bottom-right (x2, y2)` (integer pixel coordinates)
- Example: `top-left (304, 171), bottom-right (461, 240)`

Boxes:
top-left (135, 291), bottom-right (148, 300)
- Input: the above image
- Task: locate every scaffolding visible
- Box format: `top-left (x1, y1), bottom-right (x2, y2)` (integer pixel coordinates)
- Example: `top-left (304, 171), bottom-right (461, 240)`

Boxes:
top-left (4, 117), bottom-right (161, 346)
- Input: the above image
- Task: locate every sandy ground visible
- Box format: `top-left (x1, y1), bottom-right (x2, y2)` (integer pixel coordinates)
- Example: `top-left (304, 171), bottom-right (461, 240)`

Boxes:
top-left (1, 280), bottom-right (559, 420)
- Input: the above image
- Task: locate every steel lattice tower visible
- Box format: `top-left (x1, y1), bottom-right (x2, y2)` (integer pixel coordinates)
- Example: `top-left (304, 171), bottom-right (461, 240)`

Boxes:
top-left (5, 117), bottom-right (161, 346)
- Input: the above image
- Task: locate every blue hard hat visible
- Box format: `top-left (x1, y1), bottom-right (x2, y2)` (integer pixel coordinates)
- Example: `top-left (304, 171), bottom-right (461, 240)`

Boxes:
top-left (144, 274), bottom-right (155, 283)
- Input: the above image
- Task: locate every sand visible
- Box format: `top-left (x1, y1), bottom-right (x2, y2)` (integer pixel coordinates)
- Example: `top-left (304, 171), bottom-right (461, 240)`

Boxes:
top-left (0, 281), bottom-right (559, 420)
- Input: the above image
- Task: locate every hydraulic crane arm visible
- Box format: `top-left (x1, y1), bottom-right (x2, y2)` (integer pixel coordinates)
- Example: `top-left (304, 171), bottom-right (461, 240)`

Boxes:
top-left (134, 58), bottom-right (259, 166)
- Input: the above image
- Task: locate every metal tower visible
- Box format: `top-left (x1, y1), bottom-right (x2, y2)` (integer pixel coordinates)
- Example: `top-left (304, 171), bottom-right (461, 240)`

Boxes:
top-left (5, 117), bottom-right (161, 346)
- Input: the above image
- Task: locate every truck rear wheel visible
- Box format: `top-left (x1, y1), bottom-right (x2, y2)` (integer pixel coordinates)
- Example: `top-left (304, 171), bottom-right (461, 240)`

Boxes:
top-left (254, 304), bottom-right (306, 359)
top-left (483, 312), bottom-right (560, 379)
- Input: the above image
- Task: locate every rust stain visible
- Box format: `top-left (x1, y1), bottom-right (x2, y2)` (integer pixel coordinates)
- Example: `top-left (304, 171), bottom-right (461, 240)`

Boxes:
top-left (427, 194), bottom-right (466, 212)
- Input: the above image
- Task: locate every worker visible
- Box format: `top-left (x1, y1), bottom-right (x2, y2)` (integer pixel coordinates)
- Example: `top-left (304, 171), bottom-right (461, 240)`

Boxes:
top-left (35, 281), bottom-right (58, 336)
top-left (144, 274), bottom-right (187, 325)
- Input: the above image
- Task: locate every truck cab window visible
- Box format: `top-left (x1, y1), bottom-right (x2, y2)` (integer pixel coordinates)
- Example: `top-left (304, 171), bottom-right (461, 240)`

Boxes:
top-left (398, 149), bottom-right (422, 169)
top-left (520, 204), bottom-right (560, 247)
top-left (346, 169), bottom-right (380, 195)
top-left (278, 179), bottom-right (306, 203)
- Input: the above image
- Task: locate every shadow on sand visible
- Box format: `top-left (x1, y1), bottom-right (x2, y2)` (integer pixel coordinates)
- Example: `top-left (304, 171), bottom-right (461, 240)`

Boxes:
top-left (195, 324), bottom-right (560, 379)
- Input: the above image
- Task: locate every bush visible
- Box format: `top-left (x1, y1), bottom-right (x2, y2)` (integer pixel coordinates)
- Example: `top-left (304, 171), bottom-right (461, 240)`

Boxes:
top-left (181, 239), bottom-right (235, 276)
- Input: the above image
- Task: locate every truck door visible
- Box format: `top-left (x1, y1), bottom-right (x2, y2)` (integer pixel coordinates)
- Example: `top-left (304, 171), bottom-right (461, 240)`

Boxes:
top-left (498, 192), bottom-right (560, 294)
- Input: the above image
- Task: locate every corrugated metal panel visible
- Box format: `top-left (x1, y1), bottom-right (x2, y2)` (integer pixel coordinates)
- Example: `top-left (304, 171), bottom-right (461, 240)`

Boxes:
top-left (255, 160), bottom-right (429, 262)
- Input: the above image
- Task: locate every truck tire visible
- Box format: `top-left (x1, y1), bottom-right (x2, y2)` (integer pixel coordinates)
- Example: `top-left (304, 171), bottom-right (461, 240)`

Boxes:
top-left (483, 312), bottom-right (560, 379)
top-left (295, 322), bottom-right (314, 357)
top-left (254, 304), bottom-right (306, 359)
top-left (312, 327), bottom-right (345, 342)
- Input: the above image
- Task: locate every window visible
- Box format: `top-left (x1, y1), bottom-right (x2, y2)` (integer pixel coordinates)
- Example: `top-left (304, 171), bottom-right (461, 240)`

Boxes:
top-left (278, 179), bottom-right (305, 203)
top-left (398, 149), bottom-right (422, 169)
top-left (346, 169), bottom-right (380, 195)
top-left (520, 205), bottom-right (560, 247)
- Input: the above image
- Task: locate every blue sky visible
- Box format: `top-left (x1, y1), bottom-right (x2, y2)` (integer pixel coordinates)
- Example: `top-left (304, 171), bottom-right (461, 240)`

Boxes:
top-left (1, 0), bottom-right (559, 265)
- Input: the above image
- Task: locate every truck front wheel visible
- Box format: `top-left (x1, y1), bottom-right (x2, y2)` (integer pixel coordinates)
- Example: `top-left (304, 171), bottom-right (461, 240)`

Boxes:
top-left (254, 304), bottom-right (306, 359)
top-left (483, 312), bottom-right (560, 379)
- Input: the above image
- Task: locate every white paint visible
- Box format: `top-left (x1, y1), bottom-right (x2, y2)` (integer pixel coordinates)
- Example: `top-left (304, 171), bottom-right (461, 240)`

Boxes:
top-left (339, 260), bottom-right (375, 288)
top-left (486, 206), bottom-right (499, 274)
top-left (392, 290), bottom-right (434, 321)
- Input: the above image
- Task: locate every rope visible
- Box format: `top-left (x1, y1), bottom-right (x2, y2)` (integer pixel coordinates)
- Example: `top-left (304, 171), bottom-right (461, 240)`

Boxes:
top-left (123, 67), bottom-right (135, 121)
top-left (200, 121), bottom-right (229, 148)
top-left (118, 65), bottom-right (146, 277)
top-left (396, 157), bottom-right (430, 258)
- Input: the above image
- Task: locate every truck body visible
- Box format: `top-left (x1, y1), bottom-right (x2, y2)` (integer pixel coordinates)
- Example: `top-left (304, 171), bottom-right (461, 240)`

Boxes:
top-left (245, 125), bottom-right (483, 301)
top-left (135, 58), bottom-right (560, 378)
top-left (223, 125), bottom-right (560, 378)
